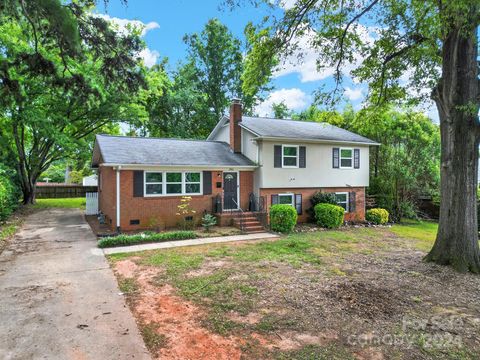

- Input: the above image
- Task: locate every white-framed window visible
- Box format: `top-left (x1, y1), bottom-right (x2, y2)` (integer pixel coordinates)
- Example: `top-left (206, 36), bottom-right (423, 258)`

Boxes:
top-left (282, 145), bottom-right (299, 168)
top-left (335, 192), bottom-right (349, 212)
top-left (144, 171), bottom-right (202, 197)
top-left (145, 172), bottom-right (163, 196)
top-left (185, 172), bottom-right (201, 194)
top-left (278, 193), bottom-right (295, 206)
top-left (340, 148), bottom-right (353, 169)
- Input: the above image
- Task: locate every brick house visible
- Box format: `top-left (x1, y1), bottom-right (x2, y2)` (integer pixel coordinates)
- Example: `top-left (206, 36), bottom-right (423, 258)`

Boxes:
top-left (92, 99), bottom-right (379, 232)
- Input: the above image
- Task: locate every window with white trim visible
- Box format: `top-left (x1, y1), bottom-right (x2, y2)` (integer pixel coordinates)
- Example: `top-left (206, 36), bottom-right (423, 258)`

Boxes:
top-left (340, 148), bottom-right (353, 168)
top-left (185, 172), bottom-right (201, 194)
top-left (166, 172), bottom-right (182, 194)
top-left (145, 172), bottom-right (163, 195)
top-left (282, 145), bottom-right (298, 168)
top-left (144, 171), bottom-right (202, 196)
top-left (278, 193), bottom-right (294, 206)
top-left (335, 192), bottom-right (349, 212)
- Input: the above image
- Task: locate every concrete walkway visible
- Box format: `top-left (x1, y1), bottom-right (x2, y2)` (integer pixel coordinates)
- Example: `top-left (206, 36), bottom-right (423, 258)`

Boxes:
top-left (103, 232), bottom-right (279, 255)
top-left (0, 208), bottom-right (150, 360)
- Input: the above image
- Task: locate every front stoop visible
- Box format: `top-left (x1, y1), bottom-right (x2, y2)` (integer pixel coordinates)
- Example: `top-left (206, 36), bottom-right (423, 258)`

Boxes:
top-left (232, 213), bottom-right (265, 233)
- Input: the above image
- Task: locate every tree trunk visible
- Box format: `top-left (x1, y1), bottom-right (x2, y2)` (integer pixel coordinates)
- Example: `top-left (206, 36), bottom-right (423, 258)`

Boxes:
top-left (425, 25), bottom-right (480, 273)
top-left (21, 177), bottom-right (37, 205)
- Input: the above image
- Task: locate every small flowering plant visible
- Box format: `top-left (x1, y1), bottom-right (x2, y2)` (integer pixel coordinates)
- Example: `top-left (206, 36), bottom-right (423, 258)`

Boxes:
top-left (176, 196), bottom-right (196, 230)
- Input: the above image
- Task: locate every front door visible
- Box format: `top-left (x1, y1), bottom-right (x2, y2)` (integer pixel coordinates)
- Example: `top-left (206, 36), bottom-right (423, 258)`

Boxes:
top-left (223, 172), bottom-right (238, 210)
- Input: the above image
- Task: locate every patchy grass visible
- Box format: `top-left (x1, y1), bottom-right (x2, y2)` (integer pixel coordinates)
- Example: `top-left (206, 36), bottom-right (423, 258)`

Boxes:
top-left (108, 220), bottom-right (480, 359)
top-left (33, 197), bottom-right (86, 209)
top-left (0, 206), bottom-right (31, 253)
top-left (118, 278), bottom-right (139, 295)
top-left (139, 322), bottom-right (168, 356)
top-left (389, 219), bottom-right (438, 251)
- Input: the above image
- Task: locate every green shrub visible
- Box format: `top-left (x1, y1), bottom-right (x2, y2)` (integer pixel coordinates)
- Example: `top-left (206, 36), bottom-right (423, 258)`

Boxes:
top-left (366, 208), bottom-right (389, 224)
top-left (98, 230), bottom-right (197, 248)
top-left (202, 213), bottom-right (217, 232)
top-left (270, 204), bottom-right (297, 233)
top-left (314, 203), bottom-right (344, 229)
top-left (307, 191), bottom-right (338, 221)
top-left (0, 166), bottom-right (19, 221)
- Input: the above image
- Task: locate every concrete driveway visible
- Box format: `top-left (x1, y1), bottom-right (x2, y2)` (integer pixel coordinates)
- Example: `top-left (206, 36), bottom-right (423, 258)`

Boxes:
top-left (0, 208), bottom-right (150, 360)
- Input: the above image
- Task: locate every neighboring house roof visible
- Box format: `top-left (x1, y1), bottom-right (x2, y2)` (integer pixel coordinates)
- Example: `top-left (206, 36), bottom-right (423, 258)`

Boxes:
top-left (208, 116), bottom-right (379, 145)
top-left (91, 135), bottom-right (256, 168)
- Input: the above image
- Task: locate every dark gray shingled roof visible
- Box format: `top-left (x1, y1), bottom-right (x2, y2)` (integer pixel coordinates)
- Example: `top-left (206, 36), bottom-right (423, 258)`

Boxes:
top-left (239, 116), bottom-right (379, 144)
top-left (92, 135), bottom-right (256, 167)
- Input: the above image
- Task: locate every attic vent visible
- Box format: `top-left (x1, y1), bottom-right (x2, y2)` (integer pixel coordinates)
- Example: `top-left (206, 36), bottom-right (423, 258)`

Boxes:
top-left (130, 219), bottom-right (140, 225)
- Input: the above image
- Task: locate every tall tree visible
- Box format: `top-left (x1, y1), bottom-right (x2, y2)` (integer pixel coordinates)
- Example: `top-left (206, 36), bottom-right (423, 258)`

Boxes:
top-left (0, 1), bottom-right (145, 203)
top-left (271, 101), bottom-right (293, 119)
top-left (240, 0), bottom-right (480, 272)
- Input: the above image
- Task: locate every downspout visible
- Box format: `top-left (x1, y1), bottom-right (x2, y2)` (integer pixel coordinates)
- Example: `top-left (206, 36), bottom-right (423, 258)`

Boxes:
top-left (116, 166), bottom-right (121, 233)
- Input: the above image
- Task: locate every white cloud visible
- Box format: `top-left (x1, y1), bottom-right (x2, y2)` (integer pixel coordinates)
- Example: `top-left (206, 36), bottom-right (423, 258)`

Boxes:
top-left (94, 14), bottom-right (160, 67)
top-left (139, 48), bottom-right (160, 68)
top-left (344, 87), bottom-right (363, 101)
top-left (95, 14), bottom-right (159, 36)
top-left (255, 88), bottom-right (309, 117)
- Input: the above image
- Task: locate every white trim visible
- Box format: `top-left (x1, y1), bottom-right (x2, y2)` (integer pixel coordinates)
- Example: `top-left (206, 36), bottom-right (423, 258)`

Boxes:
top-left (251, 136), bottom-right (380, 146)
top-left (223, 171), bottom-right (240, 210)
top-left (339, 147), bottom-right (354, 169)
top-left (115, 167), bottom-right (121, 229)
top-left (98, 164), bottom-right (257, 170)
top-left (278, 193), bottom-right (295, 206)
top-left (335, 192), bottom-right (349, 212)
top-left (144, 171), bottom-right (203, 197)
top-left (281, 144), bottom-right (299, 168)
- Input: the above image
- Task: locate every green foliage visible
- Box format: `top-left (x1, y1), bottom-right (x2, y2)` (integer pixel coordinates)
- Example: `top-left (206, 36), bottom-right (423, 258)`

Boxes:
top-left (40, 163), bottom-right (65, 183)
top-left (271, 101), bottom-right (292, 119)
top-left (307, 192), bottom-right (338, 221)
top-left (0, 165), bottom-right (19, 221)
top-left (366, 208), bottom-right (390, 225)
top-left (314, 203), bottom-right (344, 229)
top-left (0, 2), bottom-right (145, 203)
top-left (270, 204), bottom-right (297, 233)
top-left (202, 213), bottom-right (217, 232)
top-left (97, 231), bottom-right (197, 248)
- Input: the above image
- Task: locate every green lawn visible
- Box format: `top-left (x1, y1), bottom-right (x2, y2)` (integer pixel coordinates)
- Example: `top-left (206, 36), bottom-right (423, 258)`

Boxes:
top-left (389, 219), bottom-right (438, 251)
top-left (33, 197), bottom-right (86, 209)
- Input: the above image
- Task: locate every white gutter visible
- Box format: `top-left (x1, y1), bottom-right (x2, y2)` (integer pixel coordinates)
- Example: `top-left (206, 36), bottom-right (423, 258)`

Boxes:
top-left (116, 166), bottom-right (121, 231)
top-left (98, 164), bottom-right (257, 170)
top-left (251, 136), bottom-right (381, 146)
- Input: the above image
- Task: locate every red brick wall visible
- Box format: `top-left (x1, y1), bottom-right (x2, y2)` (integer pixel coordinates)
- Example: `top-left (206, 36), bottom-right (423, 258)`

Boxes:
top-left (98, 168), bottom-right (255, 231)
top-left (259, 187), bottom-right (366, 223)
top-left (230, 101), bottom-right (242, 153)
top-left (98, 166), bottom-right (116, 227)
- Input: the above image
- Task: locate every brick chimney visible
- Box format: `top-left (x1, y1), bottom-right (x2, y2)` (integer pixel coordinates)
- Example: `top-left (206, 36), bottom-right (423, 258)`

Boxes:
top-left (229, 98), bottom-right (242, 153)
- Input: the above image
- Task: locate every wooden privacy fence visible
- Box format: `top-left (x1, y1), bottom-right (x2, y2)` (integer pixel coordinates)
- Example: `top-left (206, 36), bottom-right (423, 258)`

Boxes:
top-left (36, 185), bottom-right (97, 198)
top-left (85, 192), bottom-right (99, 215)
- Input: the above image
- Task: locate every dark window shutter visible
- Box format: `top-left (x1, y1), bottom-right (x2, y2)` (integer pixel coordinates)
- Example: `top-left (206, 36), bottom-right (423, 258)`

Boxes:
top-left (202, 171), bottom-right (212, 195)
top-left (333, 148), bottom-right (340, 168)
top-left (299, 146), bottom-right (306, 168)
top-left (354, 149), bottom-right (360, 169)
top-left (274, 145), bottom-right (282, 168)
top-left (295, 194), bottom-right (302, 215)
top-left (271, 194), bottom-right (279, 205)
top-left (349, 191), bottom-right (356, 212)
top-left (133, 171), bottom-right (144, 197)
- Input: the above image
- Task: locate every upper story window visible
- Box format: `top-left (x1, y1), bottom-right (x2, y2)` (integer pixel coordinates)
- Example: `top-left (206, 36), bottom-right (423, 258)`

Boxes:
top-left (145, 171), bottom-right (202, 196)
top-left (282, 145), bottom-right (298, 168)
top-left (340, 148), bottom-right (353, 169)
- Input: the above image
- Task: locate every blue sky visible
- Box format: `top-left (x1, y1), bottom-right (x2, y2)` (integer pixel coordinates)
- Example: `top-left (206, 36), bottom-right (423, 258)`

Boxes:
top-left (95, 0), bottom-right (437, 120)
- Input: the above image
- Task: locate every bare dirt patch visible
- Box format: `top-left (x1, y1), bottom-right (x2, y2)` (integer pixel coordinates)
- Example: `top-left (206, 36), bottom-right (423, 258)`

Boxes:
top-left (114, 260), bottom-right (242, 360)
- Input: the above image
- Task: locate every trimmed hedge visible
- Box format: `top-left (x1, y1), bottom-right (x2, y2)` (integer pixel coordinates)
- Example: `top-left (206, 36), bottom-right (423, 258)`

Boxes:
top-left (366, 208), bottom-right (389, 224)
top-left (0, 166), bottom-right (19, 221)
top-left (270, 204), bottom-right (298, 233)
top-left (98, 230), bottom-right (197, 248)
top-left (314, 203), bottom-right (345, 229)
